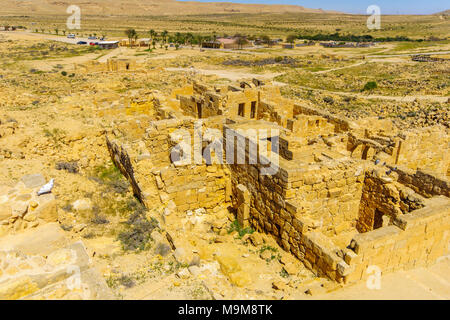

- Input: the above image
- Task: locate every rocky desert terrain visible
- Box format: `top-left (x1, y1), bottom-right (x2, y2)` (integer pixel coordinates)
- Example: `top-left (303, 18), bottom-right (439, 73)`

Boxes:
top-left (0, 7), bottom-right (449, 300)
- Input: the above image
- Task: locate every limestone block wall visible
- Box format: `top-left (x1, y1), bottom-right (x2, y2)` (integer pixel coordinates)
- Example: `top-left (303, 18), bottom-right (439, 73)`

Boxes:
top-left (287, 115), bottom-right (335, 138)
top-left (109, 116), bottom-right (230, 211)
top-left (293, 103), bottom-right (350, 133)
top-left (357, 172), bottom-right (425, 233)
top-left (178, 93), bottom-right (223, 119)
top-left (394, 127), bottom-right (449, 177)
top-left (143, 118), bottom-right (193, 167)
top-left (155, 164), bottom-right (229, 212)
top-left (106, 59), bottom-right (136, 72)
top-left (224, 89), bottom-right (260, 119)
top-left (223, 125), bottom-right (359, 281)
top-left (395, 166), bottom-right (450, 198)
top-left (227, 161), bottom-right (350, 281)
top-left (345, 197), bottom-right (450, 284)
top-left (289, 163), bottom-right (365, 237)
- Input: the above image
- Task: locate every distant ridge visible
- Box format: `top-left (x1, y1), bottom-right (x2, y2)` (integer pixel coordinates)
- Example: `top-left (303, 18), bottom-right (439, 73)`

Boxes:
top-left (434, 9), bottom-right (450, 15)
top-left (0, 0), bottom-right (340, 16)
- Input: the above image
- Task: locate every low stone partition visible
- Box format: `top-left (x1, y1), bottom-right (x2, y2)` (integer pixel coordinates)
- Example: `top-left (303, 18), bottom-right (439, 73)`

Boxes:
top-left (293, 102), bottom-right (350, 133)
top-left (345, 196), bottom-right (450, 284)
top-left (395, 166), bottom-right (450, 198)
top-left (154, 164), bottom-right (229, 212)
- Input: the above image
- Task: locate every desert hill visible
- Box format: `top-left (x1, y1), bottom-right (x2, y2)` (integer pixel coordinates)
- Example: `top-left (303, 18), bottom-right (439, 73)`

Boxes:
top-left (435, 9), bottom-right (450, 16)
top-left (0, 0), bottom-right (336, 16)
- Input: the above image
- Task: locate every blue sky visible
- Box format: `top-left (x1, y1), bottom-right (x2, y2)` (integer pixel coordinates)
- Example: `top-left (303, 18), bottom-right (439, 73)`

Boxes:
top-left (179, 0), bottom-right (447, 14)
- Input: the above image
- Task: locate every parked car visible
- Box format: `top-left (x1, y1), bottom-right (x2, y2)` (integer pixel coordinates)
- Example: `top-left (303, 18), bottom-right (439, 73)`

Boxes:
top-left (67, 34), bottom-right (76, 39)
top-left (88, 36), bottom-right (97, 40)
top-left (89, 42), bottom-right (99, 46)
top-left (76, 41), bottom-right (87, 45)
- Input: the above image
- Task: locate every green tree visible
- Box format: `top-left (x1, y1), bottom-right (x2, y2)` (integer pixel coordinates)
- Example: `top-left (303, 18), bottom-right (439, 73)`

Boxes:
top-left (161, 30), bottom-right (168, 44)
top-left (261, 34), bottom-right (271, 47)
top-left (125, 28), bottom-right (137, 47)
top-left (286, 34), bottom-right (297, 45)
top-left (149, 29), bottom-right (157, 49)
top-left (235, 36), bottom-right (248, 50)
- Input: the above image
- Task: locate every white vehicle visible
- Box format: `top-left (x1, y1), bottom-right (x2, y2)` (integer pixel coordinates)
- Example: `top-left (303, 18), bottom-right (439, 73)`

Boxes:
top-left (67, 34), bottom-right (76, 39)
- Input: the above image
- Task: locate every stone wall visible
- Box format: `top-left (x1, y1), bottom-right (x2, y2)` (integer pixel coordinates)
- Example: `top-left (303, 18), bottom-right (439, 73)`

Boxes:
top-left (223, 123), bottom-right (365, 281)
top-left (394, 127), bottom-right (449, 177)
top-left (357, 171), bottom-right (425, 233)
top-left (395, 166), bottom-right (450, 198)
top-left (155, 164), bottom-right (229, 212)
top-left (108, 117), bottom-right (230, 212)
top-left (345, 196), bottom-right (450, 284)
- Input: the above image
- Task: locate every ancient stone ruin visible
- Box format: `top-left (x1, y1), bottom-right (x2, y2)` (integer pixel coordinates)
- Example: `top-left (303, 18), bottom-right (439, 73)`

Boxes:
top-left (107, 79), bottom-right (449, 285)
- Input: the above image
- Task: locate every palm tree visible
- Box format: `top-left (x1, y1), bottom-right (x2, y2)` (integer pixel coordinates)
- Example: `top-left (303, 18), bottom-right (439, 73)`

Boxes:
top-left (149, 29), bottom-right (156, 49)
top-left (161, 30), bottom-right (168, 44)
top-left (125, 28), bottom-right (137, 47)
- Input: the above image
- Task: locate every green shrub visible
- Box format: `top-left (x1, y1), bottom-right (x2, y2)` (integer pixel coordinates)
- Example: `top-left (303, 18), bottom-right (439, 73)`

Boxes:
top-left (363, 81), bottom-right (377, 91)
top-left (228, 219), bottom-right (255, 238)
top-left (117, 199), bottom-right (158, 251)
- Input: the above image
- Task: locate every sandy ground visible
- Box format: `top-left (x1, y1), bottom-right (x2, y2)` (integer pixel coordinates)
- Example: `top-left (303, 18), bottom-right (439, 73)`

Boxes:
top-left (165, 67), bottom-right (283, 82)
top-left (309, 258), bottom-right (450, 300)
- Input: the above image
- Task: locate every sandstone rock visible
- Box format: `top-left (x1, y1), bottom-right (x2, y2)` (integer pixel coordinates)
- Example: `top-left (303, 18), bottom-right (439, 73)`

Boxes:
top-left (272, 281), bottom-right (287, 291)
top-left (72, 199), bottom-right (93, 212)
top-left (177, 268), bottom-right (191, 279)
top-left (216, 255), bottom-right (241, 275)
top-left (188, 265), bottom-right (201, 277)
top-left (21, 174), bottom-right (46, 189)
top-left (0, 204), bottom-right (12, 221)
top-left (11, 202), bottom-right (28, 218)
top-left (195, 208), bottom-right (206, 216)
top-left (173, 247), bottom-right (194, 266)
top-left (260, 250), bottom-right (272, 261)
top-left (249, 232), bottom-right (264, 246)
top-left (23, 212), bottom-right (37, 222)
top-left (47, 248), bottom-right (75, 266)
top-left (36, 194), bottom-right (57, 222)
top-left (282, 263), bottom-right (298, 276)
top-left (228, 270), bottom-right (251, 287)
